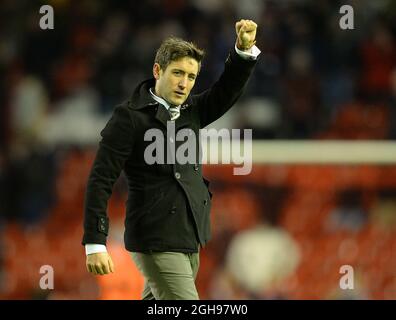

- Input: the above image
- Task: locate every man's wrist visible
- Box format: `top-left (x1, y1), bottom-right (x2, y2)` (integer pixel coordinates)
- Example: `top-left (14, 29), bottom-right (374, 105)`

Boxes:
top-left (236, 40), bottom-right (256, 52)
top-left (85, 243), bottom-right (107, 255)
top-left (235, 44), bottom-right (261, 60)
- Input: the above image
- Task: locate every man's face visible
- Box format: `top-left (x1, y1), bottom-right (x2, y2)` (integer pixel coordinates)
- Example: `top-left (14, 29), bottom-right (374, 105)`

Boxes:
top-left (153, 57), bottom-right (199, 106)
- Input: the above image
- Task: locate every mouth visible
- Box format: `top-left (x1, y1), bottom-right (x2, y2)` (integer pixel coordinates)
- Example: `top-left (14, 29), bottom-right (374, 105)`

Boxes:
top-left (174, 91), bottom-right (185, 96)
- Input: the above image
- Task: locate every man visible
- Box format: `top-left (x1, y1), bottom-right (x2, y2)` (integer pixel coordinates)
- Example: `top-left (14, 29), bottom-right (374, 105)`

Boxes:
top-left (82, 19), bottom-right (259, 300)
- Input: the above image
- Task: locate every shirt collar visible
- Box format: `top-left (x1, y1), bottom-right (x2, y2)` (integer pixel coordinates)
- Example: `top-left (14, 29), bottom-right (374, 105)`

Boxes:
top-left (149, 88), bottom-right (179, 110)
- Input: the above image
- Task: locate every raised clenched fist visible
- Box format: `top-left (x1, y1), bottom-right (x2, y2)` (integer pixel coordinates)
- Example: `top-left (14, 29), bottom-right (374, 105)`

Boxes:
top-left (235, 19), bottom-right (258, 51)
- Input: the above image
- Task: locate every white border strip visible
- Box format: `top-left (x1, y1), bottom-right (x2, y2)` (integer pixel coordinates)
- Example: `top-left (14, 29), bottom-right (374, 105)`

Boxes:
top-left (251, 140), bottom-right (396, 164)
top-left (202, 140), bottom-right (396, 164)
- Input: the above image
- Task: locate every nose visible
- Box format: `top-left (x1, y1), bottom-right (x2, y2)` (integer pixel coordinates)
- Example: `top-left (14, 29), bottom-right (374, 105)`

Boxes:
top-left (178, 77), bottom-right (187, 89)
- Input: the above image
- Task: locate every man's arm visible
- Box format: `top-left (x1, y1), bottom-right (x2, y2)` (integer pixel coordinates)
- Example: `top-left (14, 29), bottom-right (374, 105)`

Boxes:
top-left (82, 104), bottom-right (134, 275)
top-left (193, 19), bottom-right (260, 128)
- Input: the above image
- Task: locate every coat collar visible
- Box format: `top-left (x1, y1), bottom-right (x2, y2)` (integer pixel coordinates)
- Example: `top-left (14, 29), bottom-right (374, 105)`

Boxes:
top-left (129, 78), bottom-right (193, 129)
top-left (130, 78), bottom-right (157, 109)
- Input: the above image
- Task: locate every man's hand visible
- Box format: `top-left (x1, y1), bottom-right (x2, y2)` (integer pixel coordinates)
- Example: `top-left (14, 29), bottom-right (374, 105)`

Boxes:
top-left (235, 19), bottom-right (258, 51)
top-left (86, 252), bottom-right (115, 275)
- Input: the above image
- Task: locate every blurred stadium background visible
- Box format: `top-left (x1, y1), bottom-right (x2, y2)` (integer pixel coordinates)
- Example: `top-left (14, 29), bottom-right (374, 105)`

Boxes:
top-left (0, 0), bottom-right (395, 299)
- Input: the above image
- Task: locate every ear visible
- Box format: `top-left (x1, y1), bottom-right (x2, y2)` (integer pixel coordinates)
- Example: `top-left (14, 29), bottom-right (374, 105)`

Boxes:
top-left (153, 63), bottom-right (161, 80)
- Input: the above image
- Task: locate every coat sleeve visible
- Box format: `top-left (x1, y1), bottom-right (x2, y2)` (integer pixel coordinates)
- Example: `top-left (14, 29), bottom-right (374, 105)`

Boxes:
top-left (82, 104), bottom-right (135, 245)
top-left (192, 48), bottom-right (258, 128)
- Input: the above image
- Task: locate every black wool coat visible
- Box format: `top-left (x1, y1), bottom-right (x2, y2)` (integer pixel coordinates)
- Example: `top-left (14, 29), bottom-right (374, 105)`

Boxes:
top-left (82, 49), bottom-right (257, 252)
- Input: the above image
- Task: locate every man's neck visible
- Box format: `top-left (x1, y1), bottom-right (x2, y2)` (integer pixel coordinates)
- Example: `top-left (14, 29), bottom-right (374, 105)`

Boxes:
top-left (149, 88), bottom-right (178, 109)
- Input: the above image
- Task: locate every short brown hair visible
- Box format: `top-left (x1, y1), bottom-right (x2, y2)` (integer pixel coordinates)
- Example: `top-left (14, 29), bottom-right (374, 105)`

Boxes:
top-left (154, 37), bottom-right (205, 72)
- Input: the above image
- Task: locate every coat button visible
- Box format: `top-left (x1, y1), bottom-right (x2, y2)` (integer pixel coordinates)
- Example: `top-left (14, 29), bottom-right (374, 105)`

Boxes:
top-left (100, 218), bottom-right (105, 223)
top-left (100, 225), bottom-right (105, 231)
top-left (170, 207), bottom-right (177, 214)
top-left (175, 172), bottom-right (181, 179)
top-left (194, 164), bottom-right (199, 171)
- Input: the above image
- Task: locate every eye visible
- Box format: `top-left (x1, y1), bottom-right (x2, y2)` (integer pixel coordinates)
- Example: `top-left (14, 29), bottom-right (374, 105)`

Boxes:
top-left (173, 71), bottom-right (181, 75)
top-left (189, 75), bottom-right (196, 81)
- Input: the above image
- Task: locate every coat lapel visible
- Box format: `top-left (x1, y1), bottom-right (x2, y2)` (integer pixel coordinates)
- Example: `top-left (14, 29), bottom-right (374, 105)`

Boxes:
top-left (154, 105), bottom-right (171, 128)
top-left (175, 105), bottom-right (193, 130)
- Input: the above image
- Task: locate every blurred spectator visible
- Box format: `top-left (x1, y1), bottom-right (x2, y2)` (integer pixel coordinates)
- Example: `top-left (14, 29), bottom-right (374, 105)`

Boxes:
top-left (10, 74), bottom-right (48, 146)
top-left (0, 155), bottom-right (4, 293)
top-left (359, 20), bottom-right (396, 100)
top-left (3, 144), bottom-right (56, 226)
top-left (0, 149), bottom-right (5, 217)
top-left (222, 225), bottom-right (300, 299)
top-left (389, 67), bottom-right (396, 139)
top-left (231, 0), bottom-right (264, 22)
top-left (39, 86), bottom-right (108, 147)
top-left (325, 189), bottom-right (368, 233)
top-left (280, 45), bottom-right (322, 138)
top-left (217, 185), bottom-right (296, 299)
top-left (369, 188), bottom-right (396, 231)
top-left (235, 97), bottom-right (281, 139)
